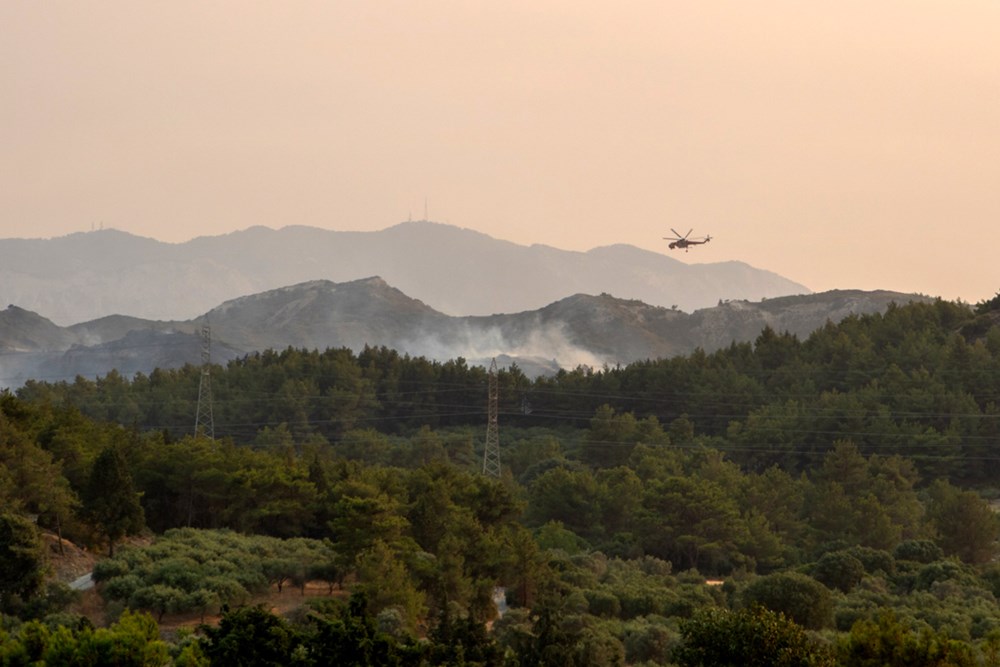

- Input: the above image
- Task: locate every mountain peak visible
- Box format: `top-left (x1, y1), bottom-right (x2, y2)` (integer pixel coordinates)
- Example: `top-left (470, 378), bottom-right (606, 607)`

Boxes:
top-left (1, 283), bottom-right (935, 386)
top-left (1, 222), bottom-right (810, 324)
top-left (0, 305), bottom-right (72, 352)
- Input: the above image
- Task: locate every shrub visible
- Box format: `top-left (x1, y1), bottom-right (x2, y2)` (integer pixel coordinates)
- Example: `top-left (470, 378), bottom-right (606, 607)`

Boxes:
top-left (742, 572), bottom-right (833, 630)
top-left (584, 589), bottom-right (621, 618)
top-left (894, 540), bottom-right (944, 564)
top-left (621, 617), bottom-right (678, 665)
top-left (846, 546), bottom-right (895, 575)
top-left (913, 560), bottom-right (977, 591)
top-left (812, 551), bottom-right (865, 593)
top-left (674, 606), bottom-right (834, 667)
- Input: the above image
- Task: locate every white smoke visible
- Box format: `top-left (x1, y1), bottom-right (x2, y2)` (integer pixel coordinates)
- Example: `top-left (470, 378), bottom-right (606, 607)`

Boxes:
top-left (398, 321), bottom-right (606, 373)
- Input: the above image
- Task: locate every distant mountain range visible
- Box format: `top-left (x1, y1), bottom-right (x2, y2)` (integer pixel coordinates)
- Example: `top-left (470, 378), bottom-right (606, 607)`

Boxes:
top-left (0, 277), bottom-right (932, 388)
top-left (0, 222), bottom-right (809, 325)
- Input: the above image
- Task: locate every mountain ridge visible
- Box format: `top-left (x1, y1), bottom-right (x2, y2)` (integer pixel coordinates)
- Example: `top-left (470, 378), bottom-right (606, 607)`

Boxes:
top-left (0, 279), bottom-right (933, 388)
top-left (0, 222), bottom-right (810, 325)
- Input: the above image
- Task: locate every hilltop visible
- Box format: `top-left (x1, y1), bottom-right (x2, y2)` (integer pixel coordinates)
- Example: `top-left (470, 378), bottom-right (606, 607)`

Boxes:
top-left (0, 278), bottom-right (929, 387)
top-left (0, 222), bottom-right (809, 325)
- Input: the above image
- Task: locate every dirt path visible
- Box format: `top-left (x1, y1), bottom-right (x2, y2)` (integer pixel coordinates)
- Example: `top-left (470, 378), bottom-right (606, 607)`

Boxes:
top-left (43, 532), bottom-right (98, 583)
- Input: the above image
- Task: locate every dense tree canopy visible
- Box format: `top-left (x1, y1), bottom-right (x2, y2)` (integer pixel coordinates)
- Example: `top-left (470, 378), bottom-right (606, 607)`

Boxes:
top-left (0, 513), bottom-right (44, 613)
top-left (4, 295), bottom-right (1000, 663)
top-left (674, 606), bottom-right (835, 667)
top-left (14, 298), bottom-right (1000, 485)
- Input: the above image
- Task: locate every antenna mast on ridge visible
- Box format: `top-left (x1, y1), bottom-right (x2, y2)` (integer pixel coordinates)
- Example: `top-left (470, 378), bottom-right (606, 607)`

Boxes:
top-left (483, 358), bottom-right (501, 477)
top-left (195, 321), bottom-right (215, 439)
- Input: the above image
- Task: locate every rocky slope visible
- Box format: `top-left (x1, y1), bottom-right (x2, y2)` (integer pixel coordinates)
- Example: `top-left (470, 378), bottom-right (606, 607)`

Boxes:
top-left (0, 279), bottom-right (932, 388)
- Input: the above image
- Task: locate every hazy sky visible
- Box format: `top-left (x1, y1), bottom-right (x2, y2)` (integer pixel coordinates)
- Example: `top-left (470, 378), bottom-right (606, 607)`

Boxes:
top-left (3, 2), bottom-right (998, 304)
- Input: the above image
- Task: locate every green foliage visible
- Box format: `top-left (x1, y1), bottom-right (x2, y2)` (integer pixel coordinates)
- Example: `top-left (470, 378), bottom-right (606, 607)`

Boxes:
top-left (742, 572), bottom-right (833, 630)
top-left (838, 610), bottom-right (977, 667)
top-left (639, 473), bottom-right (751, 573)
top-left (95, 529), bottom-right (334, 620)
top-left (15, 296), bottom-right (999, 488)
top-left (198, 593), bottom-right (426, 666)
top-left (354, 540), bottom-right (426, 633)
top-left (83, 444), bottom-right (145, 556)
top-left (581, 404), bottom-right (668, 468)
top-left (845, 545), bottom-right (895, 575)
top-left (200, 604), bottom-right (305, 666)
top-left (974, 289), bottom-right (1000, 315)
top-left (495, 587), bottom-right (627, 667)
top-left (426, 607), bottom-right (506, 667)
top-left (0, 395), bottom-right (81, 548)
top-left (327, 482), bottom-right (409, 570)
top-left (804, 442), bottom-right (927, 552)
top-left (524, 467), bottom-right (603, 539)
top-left (577, 556), bottom-right (678, 620)
top-left (0, 609), bottom-right (170, 666)
top-left (306, 592), bottom-right (419, 666)
top-left (674, 605), bottom-right (834, 667)
top-left (14, 581), bottom-right (80, 621)
top-left (811, 550), bottom-right (866, 593)
top-left (618, 615), bottom-right (678, 664)
top-left (10, 296), bottom-right (1000, 659)
top-left (912, 559), bottom-right (980, 592)
top-left (534, 524), bottom-right (588, 557)
top-left (924, 480), bottom-right (999, 564)
top-left (0, 513), bottom-right (44, 613)
top-left (894, 539), bottom-right (944, 564)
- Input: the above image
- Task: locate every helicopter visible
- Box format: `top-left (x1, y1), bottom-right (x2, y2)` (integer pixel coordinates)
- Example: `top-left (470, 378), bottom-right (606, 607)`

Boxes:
top-left (664, 228), bottom-right (712, 252)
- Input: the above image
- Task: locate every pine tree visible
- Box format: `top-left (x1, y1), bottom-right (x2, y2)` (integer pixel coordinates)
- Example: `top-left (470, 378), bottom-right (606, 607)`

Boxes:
top-left (83, 446), bottom-right (145, 556)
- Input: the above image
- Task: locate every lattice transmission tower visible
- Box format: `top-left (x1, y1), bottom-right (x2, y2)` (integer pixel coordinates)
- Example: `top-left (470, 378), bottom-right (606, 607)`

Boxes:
top-left (483, 358), bottom-right (501, 477)
top-left (194, 321), bottom-right (215, 439)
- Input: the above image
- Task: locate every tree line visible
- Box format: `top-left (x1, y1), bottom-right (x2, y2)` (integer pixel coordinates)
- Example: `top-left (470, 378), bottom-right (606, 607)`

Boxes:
top-left (17, 297), bottom-right (1000, 484)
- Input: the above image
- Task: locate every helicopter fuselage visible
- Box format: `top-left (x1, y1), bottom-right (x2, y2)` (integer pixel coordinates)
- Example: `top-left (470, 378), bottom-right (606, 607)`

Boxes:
top-left (664, 229), bottom-right (711, 251)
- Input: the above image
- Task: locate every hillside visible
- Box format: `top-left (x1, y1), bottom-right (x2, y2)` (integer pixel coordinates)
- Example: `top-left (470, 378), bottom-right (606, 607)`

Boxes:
top-left (0, 222), bottom-right (809, 325)
top-left (0, 279), bottom-right (930, 388)
top-left (6, 296), bottom-right (1000, 664)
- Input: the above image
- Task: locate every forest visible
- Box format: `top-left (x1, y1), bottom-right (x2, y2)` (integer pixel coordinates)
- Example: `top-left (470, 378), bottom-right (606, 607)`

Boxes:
top-left (2, 294), bottom-right (1000, 665)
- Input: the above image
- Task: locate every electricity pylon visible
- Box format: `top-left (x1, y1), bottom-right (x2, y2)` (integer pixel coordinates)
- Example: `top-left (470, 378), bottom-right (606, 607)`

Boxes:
top-left (194, 321), bottom-right (215, 439)
top-left (483, 358), bottom-right (501, 477)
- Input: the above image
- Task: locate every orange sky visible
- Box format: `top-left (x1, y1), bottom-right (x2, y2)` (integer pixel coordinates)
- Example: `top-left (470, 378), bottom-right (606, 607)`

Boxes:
top-left (2, 1), bottom-right (998, 304)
